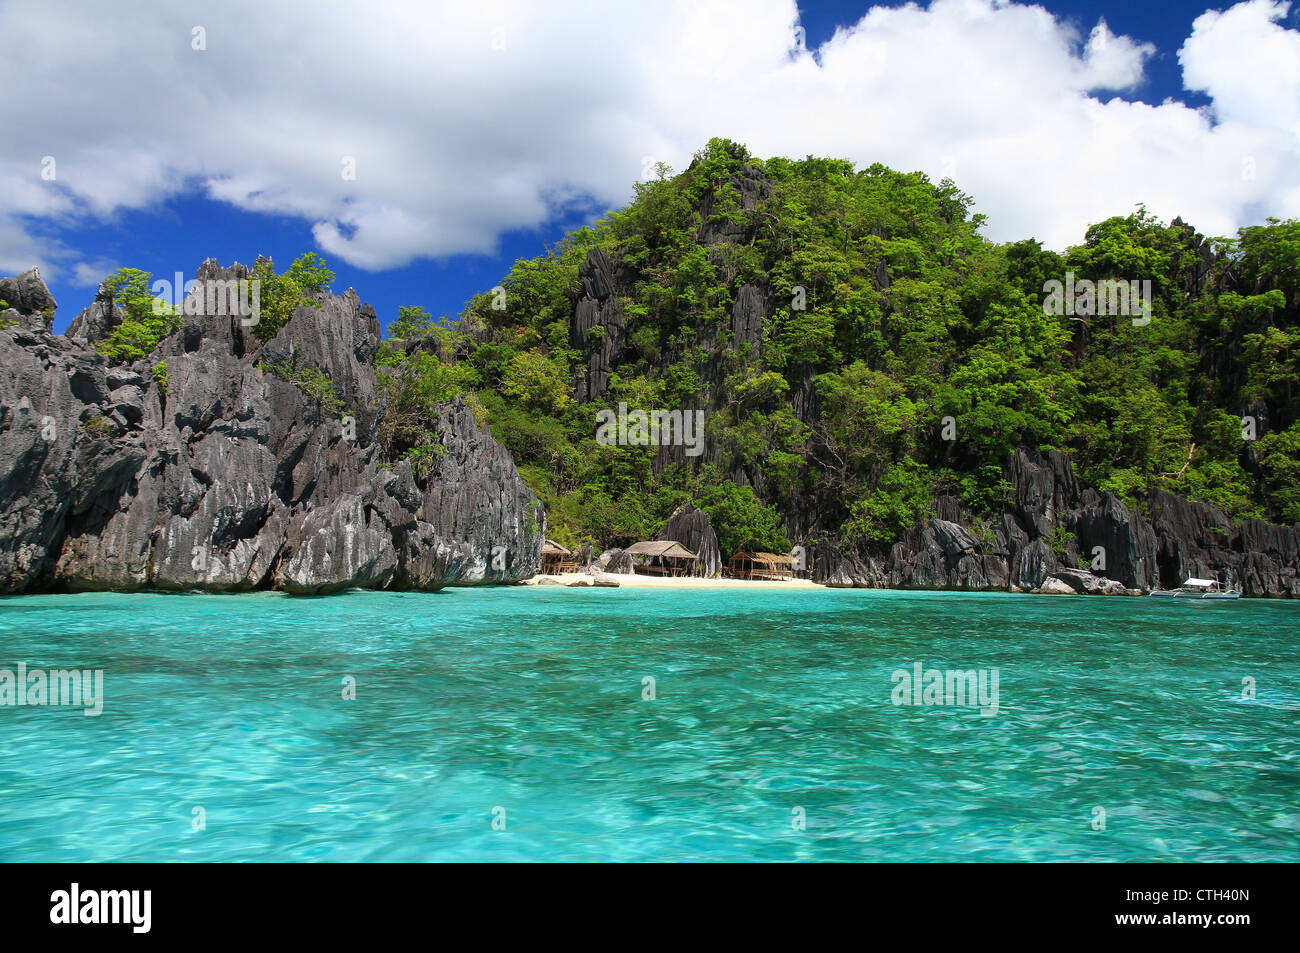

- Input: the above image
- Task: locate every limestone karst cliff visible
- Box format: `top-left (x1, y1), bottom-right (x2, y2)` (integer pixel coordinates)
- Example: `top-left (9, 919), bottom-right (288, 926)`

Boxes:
top-left (0, 263), bottom-right (542, 594)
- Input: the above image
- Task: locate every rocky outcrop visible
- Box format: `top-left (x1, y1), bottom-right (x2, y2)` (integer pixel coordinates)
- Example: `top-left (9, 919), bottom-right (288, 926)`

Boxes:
top-left (1065, 491), bottom-right (1158, 590)
top-left (1011, 538), bottom-right (1061, 591)
top-left (65, 280), bottom-right (121, 345)
top-left (1006, 447), bottom-right (1079, 539)
top-left (600, 548), bottom-right (635, 574)
top-left (730, 284), bottom-right (767, 360)
top-left (571, 248), bottom-right (627, 402)
top-left (696, 161), bottom-right (772, 245)
top-left (0, 268), bottom-right (57, 333)
top-left (1049, 567), bottom-right (1128, 595)
top-left (812, 540), bottom-right (874, 588)
top-left (1146, 491), bottom-right (1300, 596)
top-left (1036, 576), bottom-right (1076, 595)
top-left (809, 447), bottom-right (1300, 596)
top-left (659, 504), bottom-right (721, 577)
top-left (0, 265), bottom-right (542, 595)
top-left (930, 519), bottom-right (980, 558)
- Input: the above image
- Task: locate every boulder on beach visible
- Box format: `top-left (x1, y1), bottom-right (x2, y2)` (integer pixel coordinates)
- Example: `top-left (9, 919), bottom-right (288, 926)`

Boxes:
top-left (601, 548), bottom-right (635, 574)
top-left (1052, 567), bottom-right (1128, 595)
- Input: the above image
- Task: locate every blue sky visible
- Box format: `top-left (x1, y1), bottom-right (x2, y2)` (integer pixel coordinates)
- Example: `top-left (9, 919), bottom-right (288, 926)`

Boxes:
top-left (2, 0), bottom-right (1296, 335)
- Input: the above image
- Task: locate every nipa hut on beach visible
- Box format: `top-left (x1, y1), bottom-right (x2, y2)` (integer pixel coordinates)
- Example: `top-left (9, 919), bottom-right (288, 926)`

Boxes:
top-left (727, 551), bottom-right (795, 581)
top-left (623, 540), bottom-right (697, 577)
top-left (541, 539), bottom-right (578, 574)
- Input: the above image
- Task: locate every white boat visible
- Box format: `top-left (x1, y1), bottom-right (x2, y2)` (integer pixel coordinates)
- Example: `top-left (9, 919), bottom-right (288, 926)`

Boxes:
top-left (1149, 574), bottom-right (1242, 599)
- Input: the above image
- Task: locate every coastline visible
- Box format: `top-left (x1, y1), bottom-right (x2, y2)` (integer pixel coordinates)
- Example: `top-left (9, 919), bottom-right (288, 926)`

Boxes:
top-left (519, 571), bottom-right (826, 590)
top-left (513, 573), bottom-right (1224, 596)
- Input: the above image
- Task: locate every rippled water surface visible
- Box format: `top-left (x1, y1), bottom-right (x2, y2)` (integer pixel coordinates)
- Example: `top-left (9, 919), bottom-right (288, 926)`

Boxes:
top-left (0, 587), bottom-right (1297, 861)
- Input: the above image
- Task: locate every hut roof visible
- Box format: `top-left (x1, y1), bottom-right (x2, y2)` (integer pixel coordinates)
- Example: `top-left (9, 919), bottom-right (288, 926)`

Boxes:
top-left (625, 540), bottom-right (696, 559)
top-left (542, 539), bottom-right (571, 556)
top-left (730, 551), bottom-right (794, 566)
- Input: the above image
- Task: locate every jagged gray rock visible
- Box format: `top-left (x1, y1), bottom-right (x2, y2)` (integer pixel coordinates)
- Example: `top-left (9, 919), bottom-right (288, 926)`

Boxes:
top-left (571, 248), bottom-right (627, 402)
top-left (1051, 567), bottom-right (1128, 595)
top-left (66, 280), bottom-right (121, 345)
top-left (1066, 491), bottom-right (1158, 589)
top-left (730, 284), bottom-right (767, 360)
top-left (1011, 538), bottom-right (1061, 591)
top-left (600, 548), bottom-right (635, 574)
top-left (930, 519), bottom-right (981, 558)
top-left (809, 446), bottom-right (1300, 596)
top-left (812, 540), bottom-right (874, 588)
top-left (1007, 448), bottom-right (1079, 539)
top-left (696, 161), bottom-right (771, 244)
top-left (0, 264), bottom-right (542, 594)
top-left (0, 267), bottom-right (57, 333)
top-left (660, 503), bottom-right (721, 577)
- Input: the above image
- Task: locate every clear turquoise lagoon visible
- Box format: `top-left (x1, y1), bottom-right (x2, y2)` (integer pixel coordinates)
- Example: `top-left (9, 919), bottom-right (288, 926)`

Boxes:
top-left (0, 587), bottom-right (1297, 862)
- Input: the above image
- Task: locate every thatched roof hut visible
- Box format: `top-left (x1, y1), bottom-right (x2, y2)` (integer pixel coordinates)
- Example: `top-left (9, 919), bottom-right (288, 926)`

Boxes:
top-left (728, 551), bottom-right (795, 580)
top-left (624, 540), bottom-right (696, 576)
top-left (625, 540), bottom-right (695, 559)
top-left (541, 539), bottom-right (576, 573)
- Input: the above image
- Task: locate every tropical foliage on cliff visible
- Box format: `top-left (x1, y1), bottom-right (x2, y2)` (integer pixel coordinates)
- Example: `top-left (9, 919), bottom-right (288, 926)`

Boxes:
top-left (375, 138), bottom-right (1298, 550)
top-left (96, 268), bottom-right (181, 363)
top-left (96, 138), bottom-right (1300, 554)
top-left (95, 253), bottom-right (334, 362)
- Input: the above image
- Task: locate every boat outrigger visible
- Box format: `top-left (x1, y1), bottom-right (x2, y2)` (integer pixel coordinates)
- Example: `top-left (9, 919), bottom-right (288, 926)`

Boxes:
top-left (1149, 574), bottom-right (1242, 599)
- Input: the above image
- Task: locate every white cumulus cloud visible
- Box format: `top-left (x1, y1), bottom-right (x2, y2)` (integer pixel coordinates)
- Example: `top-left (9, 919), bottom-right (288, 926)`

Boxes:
top-left (0, 0), bottom-right (1297, 278)
top-left (70, 260), bottom-right (119, 287)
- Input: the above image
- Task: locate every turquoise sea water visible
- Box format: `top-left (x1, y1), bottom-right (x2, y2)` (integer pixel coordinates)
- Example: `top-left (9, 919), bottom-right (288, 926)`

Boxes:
top-left (0, 587), bottom-right (1297, 862)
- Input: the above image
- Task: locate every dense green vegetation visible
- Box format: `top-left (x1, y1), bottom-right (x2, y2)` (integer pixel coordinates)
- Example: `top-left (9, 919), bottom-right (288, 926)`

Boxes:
top-left (97, 268), bottom-right (181, 363)
top-left (383, 138), bottom-right (1299, 550)
top-left (94, 252), bottom-right (334, 362)
top-left (87, 139), bottom-right (1299, 554)
top-left (373, 307), bottom-right (470, 477)
top-left (250, 252), bottom-right (335, 341)
top-left (150, 360), bottom-right (171, 396)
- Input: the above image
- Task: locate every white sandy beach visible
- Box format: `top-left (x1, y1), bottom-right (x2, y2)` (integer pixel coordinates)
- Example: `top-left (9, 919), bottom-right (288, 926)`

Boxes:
top-left (520, 571), bottom-right (826, 590)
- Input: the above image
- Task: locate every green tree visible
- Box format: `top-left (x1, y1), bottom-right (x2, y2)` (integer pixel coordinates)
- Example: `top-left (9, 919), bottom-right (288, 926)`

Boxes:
top-left (97, 268), bottom-right (180, 363)
top-left (285, 252), bottom-right (334, 293)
